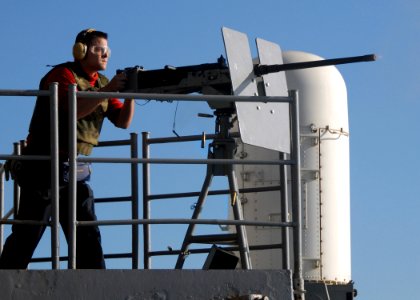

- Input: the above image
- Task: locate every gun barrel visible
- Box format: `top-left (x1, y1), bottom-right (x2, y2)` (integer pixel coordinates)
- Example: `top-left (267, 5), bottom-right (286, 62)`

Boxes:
top-left (254, 54), bottom-right (376, 76)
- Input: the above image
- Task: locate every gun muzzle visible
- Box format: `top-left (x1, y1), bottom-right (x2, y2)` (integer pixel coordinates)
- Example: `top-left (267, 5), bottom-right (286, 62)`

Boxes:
top-left (254, 54), bottom-right (377, 76)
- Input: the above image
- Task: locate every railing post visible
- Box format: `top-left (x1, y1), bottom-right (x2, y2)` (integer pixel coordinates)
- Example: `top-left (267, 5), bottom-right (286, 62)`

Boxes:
top-left (130, 132), bottom-right (139, 269)
top-left (142, 132), bottom-right (151, 269)
top-left (68, 84), bottom-right (78, 269)
top-left (12, 142), bottom-right (21, 217)
top-left (50, 82), bottom-right (60, 269)
top-left (280, 152), bottom-right (290, 270)
top-left (290, 89), bottom-right (305, 300)
top-left (0, 163), bottom-right (4, 253)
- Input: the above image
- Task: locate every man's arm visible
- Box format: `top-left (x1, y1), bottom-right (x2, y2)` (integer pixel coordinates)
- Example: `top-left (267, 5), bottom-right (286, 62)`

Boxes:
top-left (114, 98), bottom-right (135, 129)
top-left (46, 67), bottom-right (131, 120)
top-left (77, 73), bottom-right (129, 119)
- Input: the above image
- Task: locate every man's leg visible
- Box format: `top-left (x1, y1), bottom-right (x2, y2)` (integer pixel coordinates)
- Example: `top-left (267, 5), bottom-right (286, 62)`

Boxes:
top-left (60, 182), bottom-right (105, 269)
top-left (0, 188), bottom-right (49, 269)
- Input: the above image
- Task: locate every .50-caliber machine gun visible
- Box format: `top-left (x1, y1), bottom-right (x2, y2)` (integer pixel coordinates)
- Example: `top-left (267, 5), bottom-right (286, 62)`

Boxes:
top-left (117, 53), bottom-right (375, 108)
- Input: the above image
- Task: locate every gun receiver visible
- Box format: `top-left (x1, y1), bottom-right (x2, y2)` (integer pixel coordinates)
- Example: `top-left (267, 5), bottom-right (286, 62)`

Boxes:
top-left (118, 55), bottom-right (232, 96)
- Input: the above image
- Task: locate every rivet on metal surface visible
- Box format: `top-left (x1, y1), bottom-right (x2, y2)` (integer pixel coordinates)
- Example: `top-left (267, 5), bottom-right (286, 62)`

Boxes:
top-left (239, 151), bottom-right (248, 159)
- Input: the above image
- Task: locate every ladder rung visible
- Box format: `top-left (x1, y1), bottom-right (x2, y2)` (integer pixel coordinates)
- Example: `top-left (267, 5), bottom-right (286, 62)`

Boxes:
top-left (188, 233), bottom-right (238, 244)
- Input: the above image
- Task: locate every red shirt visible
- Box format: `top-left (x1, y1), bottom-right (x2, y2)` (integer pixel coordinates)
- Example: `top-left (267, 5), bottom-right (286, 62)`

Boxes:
top-left (26, 62), bottom-right (124, 155)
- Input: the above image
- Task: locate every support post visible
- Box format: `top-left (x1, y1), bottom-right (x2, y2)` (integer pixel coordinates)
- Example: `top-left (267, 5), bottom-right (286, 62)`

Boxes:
top-left (290, 90), bottom-right (305, 300)
top-left (0, 163), bottom-right (4, 253)
top-left (68, 84), bottom-right (78, 269)
top-left (130, 132), bottom-right (139, 269)
top-left (142, 132), bottom-right (151, 269)
top-left (49, 82), bottom-right (60, 269)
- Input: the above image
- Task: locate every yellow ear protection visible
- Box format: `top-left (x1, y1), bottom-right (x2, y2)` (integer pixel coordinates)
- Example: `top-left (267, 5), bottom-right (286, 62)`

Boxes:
top-left (72, 28), bottom-right (96, 60)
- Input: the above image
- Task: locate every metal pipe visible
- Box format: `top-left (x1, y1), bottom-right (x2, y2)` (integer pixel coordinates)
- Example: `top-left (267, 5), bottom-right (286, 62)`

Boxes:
top-left (0, 154), bottom-right (50, 161)
top-left (13, 142), bottom-right (21, 218)
top-left (95, 196), bottom-right (133, 203)
top-left (0, 90), bottom-right (51, 97)
top-left (68, 84), bottom-right (78, 269)
top-left (290, 90), bottom-right (305, 299)
top-left (149, 243), bottom-right (284, 257)
top-left (142, 132), bottom-right (151, 269)
top-left (0, 89), bottom-right (291, 105)
top-left (78, 218), bottom-right (295, 227)
top-left (175, 171), bottom-right (214, 269)
top-left (78, 156), bottom-right (295, 166)
top-left (148, 185), bottom-right (282, 201)
top-left (229, 169), bottom-right (251, 269)
top-left (130, 133), bottom-right (139, 269)
top-left (98, 139), bottom-right (132, 147)
top-left (31, 252), bottom-right (134, 263)
top-left (146, 133), bottom-right (231, 145)
top-left (77, 91), bottom-right (291, 104)
top-left (49, 83), bottom-right (60, 269)
top-left (0, 163), bottom-right (4, 253)
top-left (1, 209), bottom-right (14, 221)
top-left (0, 219), bottom-right (50, 225)
top-left (280, 152), bottom-right (291, 270)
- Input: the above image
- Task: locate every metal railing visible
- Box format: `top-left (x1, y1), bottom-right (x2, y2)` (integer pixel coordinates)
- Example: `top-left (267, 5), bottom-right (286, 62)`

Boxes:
top-left (0, 83), bottom-right (304, 297)
top-left (0, 84), bottom-right (60, 268)
top-left (141, 132), bottom-right (291, 270)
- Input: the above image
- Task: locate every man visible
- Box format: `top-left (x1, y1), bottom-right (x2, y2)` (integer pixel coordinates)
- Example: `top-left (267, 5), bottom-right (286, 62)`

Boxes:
top-left (0, 29), bottom-right (135, 269)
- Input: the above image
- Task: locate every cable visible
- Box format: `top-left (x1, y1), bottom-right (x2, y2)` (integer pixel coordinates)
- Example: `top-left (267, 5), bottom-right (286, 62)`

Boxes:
top-left (134, 100), bottom-right (151, 106)
top-left (172, 101), bottom-right (180, 137)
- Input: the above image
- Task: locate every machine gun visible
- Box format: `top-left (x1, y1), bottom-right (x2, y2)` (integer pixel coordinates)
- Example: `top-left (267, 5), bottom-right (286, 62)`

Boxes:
top-left (117, 53), bottom-right (376, 101)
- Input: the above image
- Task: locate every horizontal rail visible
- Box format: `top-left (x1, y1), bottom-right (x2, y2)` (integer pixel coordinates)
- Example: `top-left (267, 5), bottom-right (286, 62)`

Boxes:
top-left (0, 90), bottom-right (51, 97)
top-left (78, 218), bottom-right (295, 228)
top-left (0, 154), bottom-right (50, 161)
top-left (31, 252), bottom-right (133, 263)
top-left (98, 139), bottom-right (132, 147)
top-left (96, 196), bottom-right (133, 203)
top-left (149, 244), bottom-right (283, 257)
top-left (0, 88), bottom-right (291, 103)
top-left (0, 219), bottom-right (50, 226)
top-left (148, 185), bottom-right (281, 201)
top-left (78, 157), bottom-right (295, 166)
top-left (77, 90), bottom-right (292, 103)
top-left (146, 132), bottom-right (240, 145)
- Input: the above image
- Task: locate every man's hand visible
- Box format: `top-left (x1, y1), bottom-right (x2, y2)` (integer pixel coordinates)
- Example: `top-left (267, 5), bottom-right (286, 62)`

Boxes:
top-left (100, 73), bottom-right (127, 92)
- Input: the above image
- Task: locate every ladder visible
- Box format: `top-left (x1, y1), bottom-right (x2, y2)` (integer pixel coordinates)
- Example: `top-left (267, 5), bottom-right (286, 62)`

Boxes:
top-left (175, 108), bottom-right (252, 270)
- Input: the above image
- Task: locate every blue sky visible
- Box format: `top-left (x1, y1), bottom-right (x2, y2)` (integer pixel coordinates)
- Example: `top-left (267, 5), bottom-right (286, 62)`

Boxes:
top-left (1, 1), bottom-right (419, 299)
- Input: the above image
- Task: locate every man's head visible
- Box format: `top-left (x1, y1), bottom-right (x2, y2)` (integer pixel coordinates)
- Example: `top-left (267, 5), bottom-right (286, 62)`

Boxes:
top-left (73, 29), bottom-right (111, 73)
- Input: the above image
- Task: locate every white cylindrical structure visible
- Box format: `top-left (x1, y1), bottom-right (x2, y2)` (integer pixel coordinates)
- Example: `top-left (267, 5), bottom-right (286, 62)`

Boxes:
top-left (284, 51), bottom-right (351, 283)
top-left (234, 50), bottom-right (351, 284)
